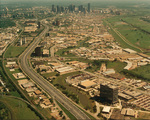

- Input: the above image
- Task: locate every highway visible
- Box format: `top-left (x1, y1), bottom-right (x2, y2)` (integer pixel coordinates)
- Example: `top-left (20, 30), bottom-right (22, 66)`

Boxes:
top-left (19, 25), bottom-right (90, 120)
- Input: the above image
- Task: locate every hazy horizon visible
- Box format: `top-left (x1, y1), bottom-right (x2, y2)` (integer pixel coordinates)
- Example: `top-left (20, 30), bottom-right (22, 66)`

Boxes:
top-left (1, 0), bottom-right (150, 9)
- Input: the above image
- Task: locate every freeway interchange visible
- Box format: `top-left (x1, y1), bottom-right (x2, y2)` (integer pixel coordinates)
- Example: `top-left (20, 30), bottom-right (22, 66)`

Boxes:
top-left (19, 25), bottom-right (90, 120)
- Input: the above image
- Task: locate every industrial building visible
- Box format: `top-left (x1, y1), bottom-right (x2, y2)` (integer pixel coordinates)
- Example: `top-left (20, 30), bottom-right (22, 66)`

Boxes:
top-left (79, 80), bottom-right (97, 89)
top-left (100, 84), bottom-right (118, 104)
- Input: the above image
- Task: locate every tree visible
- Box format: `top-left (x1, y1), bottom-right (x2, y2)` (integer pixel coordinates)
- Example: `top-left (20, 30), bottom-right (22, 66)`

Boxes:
top-left (62, 116), bottom-right (66, 120)
top-left (93, 105), bottom-right (97, 113)
top-left (59, 111), bottom-right (63, 117)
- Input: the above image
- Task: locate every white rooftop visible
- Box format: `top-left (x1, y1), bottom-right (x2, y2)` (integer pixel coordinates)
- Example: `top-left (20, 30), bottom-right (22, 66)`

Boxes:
top-left (102, 106), bottom-right (111, 113)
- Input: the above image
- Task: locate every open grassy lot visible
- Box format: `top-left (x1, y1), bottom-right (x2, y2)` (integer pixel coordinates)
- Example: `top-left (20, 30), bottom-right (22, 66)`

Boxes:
top-left (65, 57), bottom-right (126, 73)
top-left (55, 37), bottom-right (91, 57)
top-left (4, 46), bottom-right (26, 58)
top-left (55, 46), bottom-right (76, 57)
top-left (86, 60), bottom-right (126, 73)
top-left (0, 101), bottom-right (11, 120)
top-left (42, 72), bottom-right (57, 78)
top-left (0, 60), bottom-right (21, 97)
top-left (52, 71), bottom-right (95, 112)
top-left (0, 97), bottom-right (40, 120)
top-left (122, 64), bottom-right (150, 81)
top-left (105, 15), bottom-right (150, 51)
top-left (0, 19), bottom-right (16, 28)
top-left (106, 61), bottom-right (127, 72)
top-left (122, 17), bottom-right (150, 33)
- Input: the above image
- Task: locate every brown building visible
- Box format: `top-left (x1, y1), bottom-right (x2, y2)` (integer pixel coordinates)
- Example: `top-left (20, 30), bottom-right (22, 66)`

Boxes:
top-left (35, 47), bottom-right (42, 56)
top-left (100, 84), bottom-right (118, 104)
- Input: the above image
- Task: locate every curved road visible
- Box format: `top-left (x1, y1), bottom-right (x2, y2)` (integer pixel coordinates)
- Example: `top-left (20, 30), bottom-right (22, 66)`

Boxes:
top-left (19, 25), bottom-right (90, 120)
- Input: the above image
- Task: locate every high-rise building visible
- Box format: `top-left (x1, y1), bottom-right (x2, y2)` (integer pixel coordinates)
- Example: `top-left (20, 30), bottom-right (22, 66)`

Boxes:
top-left (78, 5), bottom-right (83, 12)
top-left (22, 37), bottom-right (26, 45)
top-left (57, 5), bottom-right (61, 13)
top-left (52, 5), bottom-right (55, 12)
top-left (35, 47), bottom-right (42, 56)
top-left (37, 21), bottom-right (40, 28)
top-left (100, 84), bottom-right (118, 104)
top-left (88, 3), bottom-right (91, 13)
top-left (20, 38), bottom-right (22, 46)
top-left (56, 20), bottom-right (60, 26)
top-left (61, 6), bottom-right (65, 13)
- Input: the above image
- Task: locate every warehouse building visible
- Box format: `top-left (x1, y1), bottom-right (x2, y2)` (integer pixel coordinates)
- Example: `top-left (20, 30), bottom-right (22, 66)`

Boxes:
top-left (79, 80), bottom-right (97, 89)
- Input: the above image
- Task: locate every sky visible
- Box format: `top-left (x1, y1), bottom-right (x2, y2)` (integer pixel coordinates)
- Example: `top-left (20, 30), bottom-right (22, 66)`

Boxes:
top-left (1, 0), bottom-right (150, 8)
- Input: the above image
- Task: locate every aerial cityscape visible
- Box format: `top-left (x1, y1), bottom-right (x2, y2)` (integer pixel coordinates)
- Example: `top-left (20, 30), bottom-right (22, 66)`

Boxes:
top-left (0, 0), bottom-right (150, 119)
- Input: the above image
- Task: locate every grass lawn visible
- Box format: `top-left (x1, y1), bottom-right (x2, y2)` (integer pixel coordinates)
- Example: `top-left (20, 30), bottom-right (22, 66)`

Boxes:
top-left (55, 47), bottom-right (76, 57)
top-left (122, 64), bottom-right (150, 81)
top-left (52, 71), bottom-right (95, 112)
top-left (105, 15), bottom-right (150, 51)
top-left (56, 101), bottom-right (77, 120)
top-left (55, 37), bottom-right (91, 57)
top-left (106, 61), bottom-right (127, 72)
top-left (0, 97), bottom-right (40, 120)
top-left (42, 72), bottom-right (57, 78)
top-left (86, 60), bottom-right (126, 73)
top-left (4, 46), bottom-right (26, 58)
top-left (0, 101), bottom-right (12, 120)
top-left (9, 91), bottom-right (21, 98)
top-left (67, 57), bottom-right (91, 63)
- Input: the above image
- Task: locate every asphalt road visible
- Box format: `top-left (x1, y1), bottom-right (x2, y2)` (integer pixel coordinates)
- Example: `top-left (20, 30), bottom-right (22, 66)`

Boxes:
top-left (19, 25), bottom-right (90, 120)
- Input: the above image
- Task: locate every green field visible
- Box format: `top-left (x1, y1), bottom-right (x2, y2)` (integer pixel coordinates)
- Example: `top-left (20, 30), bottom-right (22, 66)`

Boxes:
top-left (105, 15), bottom-right (150, 51)
top-left (0, 60), bottom-right (21, 97)
top-left (0, 19), bottom-right (16, 28)
top-left (0, 101), bottom-right (11, 120)
top-left (86, 60), bottom-right (126, 73)
top-left (55, 37), bottom-right (91, 57)
top-left (0, 97), bottom-right (40, 120)
top-left (52, 71), bottom-right (95, 112)
top-left (4, 46), bottom-right (26, 58)
top-left (55, 46), bottom-right (76, 57)
top-left (42, 72), bottom-right (57, 78)
top-left (122, 64), bottom-right (150, 81)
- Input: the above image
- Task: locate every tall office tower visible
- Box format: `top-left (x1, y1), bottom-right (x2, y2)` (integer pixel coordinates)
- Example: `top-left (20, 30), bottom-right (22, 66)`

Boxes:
top-left (83, 7), bottom-right (86, 14)
top-left (61, 6), bottom-right (65, 13)
top-left (57, 5), bottom-right (61, 13)
top-left (78, 5), bottom-right (83, 12)
top-left (52, 5), bottom-right (55, 12)
top-left (22, 37), bottom-right (26, 45)
top-left (56, 20), bottom-right (60, 26)
top-left (73, 5), bottom-right (75, 12)
top-left (100, 84), bottom-right (118, 104)
top-left (68, 4), bottom-right (74, 12)
top-left (20, 38), bottom-right (22, 46)
top-left (88, 3), bottom-right (91, 13)
top-left (78, 6), bottom-right (81, 12)
top-left (35, 47), bottom-right (42, 56)
top-left (37, 21), bottom-right (40, 28)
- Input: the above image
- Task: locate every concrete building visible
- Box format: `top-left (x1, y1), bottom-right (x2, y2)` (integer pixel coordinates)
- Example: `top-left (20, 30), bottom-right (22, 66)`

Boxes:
top-left (102, 106), bottom-right (111, 113)
top-left (43, 49), bottom-right (49, 57)
top-left (80, 80), bottom-right (97, 89)
top-left (100, 84), bottom-right (118, 104)
top-left (37, 21), bottom-right (41, 29)
top-left (88, 3), bottom-right (91, 13)
top-left (123, 48), bottom-right (137, 54)
top-left (35, 47), bottom-right (42, 56)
